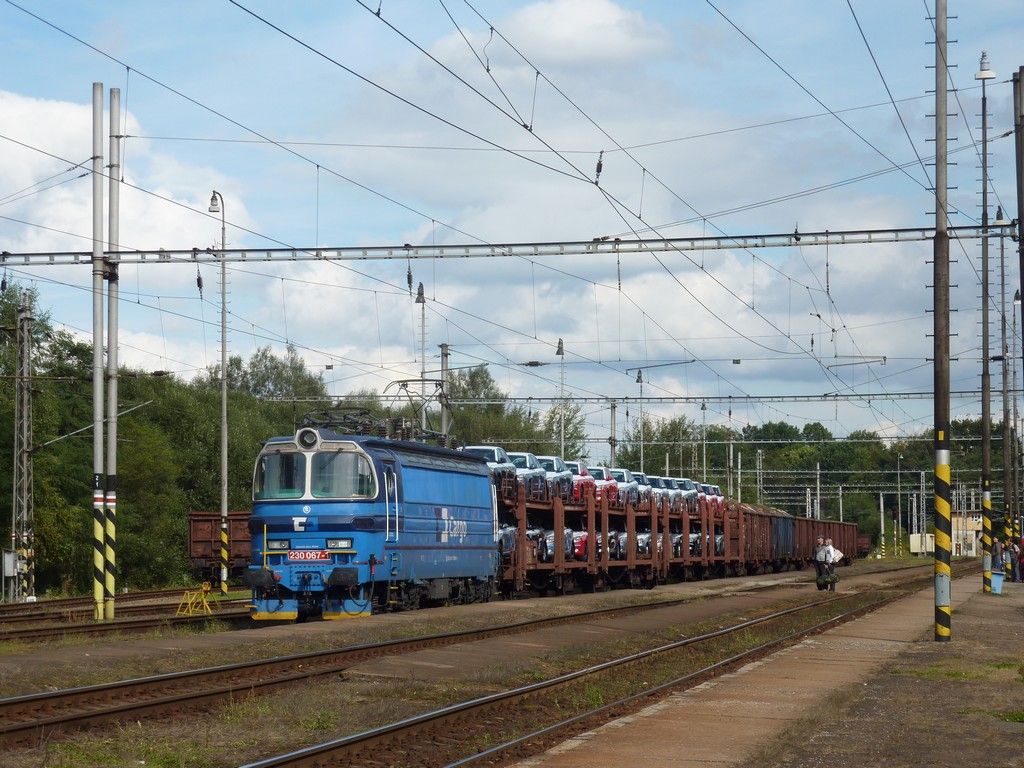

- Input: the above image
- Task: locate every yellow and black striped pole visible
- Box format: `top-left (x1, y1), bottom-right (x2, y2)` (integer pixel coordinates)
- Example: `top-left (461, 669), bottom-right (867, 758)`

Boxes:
top-left (103, 478), bottom-right (117, 619)
top-left (1004, 517), bottom-right (1013, 579)
top-left (220, 518), bottom-right (229, 596)
top-left (92, 476), bottom-right (105, 621)
top-left (982, 486), bottom-right (992, 593)
top-left (934, 433), bottom-right (952, 641)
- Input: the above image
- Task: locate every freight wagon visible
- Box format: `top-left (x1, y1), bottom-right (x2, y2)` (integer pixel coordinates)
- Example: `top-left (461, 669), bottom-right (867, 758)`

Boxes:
top-left (187, 510), bottom-right (252, 579)
top-left (496, 488), bottom-right (857, 594)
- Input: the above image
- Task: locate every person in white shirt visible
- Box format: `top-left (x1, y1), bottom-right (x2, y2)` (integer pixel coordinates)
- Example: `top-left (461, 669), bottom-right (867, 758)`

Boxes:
top-left (814, 535), bottom-right (830, 590)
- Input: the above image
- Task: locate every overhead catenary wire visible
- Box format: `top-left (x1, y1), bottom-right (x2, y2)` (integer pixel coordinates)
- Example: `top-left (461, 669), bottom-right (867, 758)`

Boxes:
top-left (4, 1), bottom-right (966, 438)
top-left (342, 0), bottom-right (901, 433)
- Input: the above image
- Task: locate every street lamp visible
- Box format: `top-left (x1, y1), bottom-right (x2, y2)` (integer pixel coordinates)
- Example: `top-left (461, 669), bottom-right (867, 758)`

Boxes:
top-left (208, 190), bottom-right (228, 596)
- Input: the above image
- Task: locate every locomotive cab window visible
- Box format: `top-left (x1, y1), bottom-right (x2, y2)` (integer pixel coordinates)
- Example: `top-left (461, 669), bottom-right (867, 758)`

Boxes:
top-left (254, 451), bottom-right (306, 500)
top-left (311, 451), bottom-right (375, 499)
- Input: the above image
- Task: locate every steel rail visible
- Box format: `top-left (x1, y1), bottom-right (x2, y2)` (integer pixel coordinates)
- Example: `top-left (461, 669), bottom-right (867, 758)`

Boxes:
top-left (0, 562), bottom-right (948, 750)
top-left (242, 562), bottom-right (974, 768)
top-left (0, 608), bottom-right (250, 643)
top-left (0, 586), bottom-right (802, 747)
top-left (443, 596), bottom-right (897, 768)
top-left (0, 224), bottom-right (1012, 266)
top-left (0, 598), bottom-right (249, 627)
top-left (238, 593), bottom-right (882, 768)
top-left (0, 587), bottom-right (191, 616)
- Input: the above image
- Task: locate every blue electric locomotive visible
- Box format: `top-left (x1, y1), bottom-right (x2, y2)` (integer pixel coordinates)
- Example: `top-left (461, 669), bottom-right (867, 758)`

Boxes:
top-left (244, 426), bottom-right (498, 620)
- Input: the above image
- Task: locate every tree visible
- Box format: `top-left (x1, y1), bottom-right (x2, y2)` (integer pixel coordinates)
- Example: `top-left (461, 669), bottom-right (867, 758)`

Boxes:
top-left (615, 415), bottom-right (697, 475)
top-left (445, 365), bottom-right (545, 449)
top-left (540, 401), bottom-right (587, 459)
top-left (202, 345), bottom-right (328, 399)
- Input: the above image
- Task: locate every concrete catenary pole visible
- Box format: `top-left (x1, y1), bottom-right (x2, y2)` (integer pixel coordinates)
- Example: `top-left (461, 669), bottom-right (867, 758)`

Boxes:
top-left (1016, 67), bottom-right (1024, 416)
top-left (897, 453), bottom-right (903, 557)
top-left (416, 282), bottom-right (426, 431)
top-left (1014, 67), bottom-right (1024, 545)
top-left (920, 470), bottom-right (928, 555)
top-left (978, 52), bottom-right (995, 593)
top-left (1000, 208), bottom-right (1012, 570)
top-left (90, 82), bottom-right (106, 622)
top-left (608, 401), bottom-right (617, 466)
top-left (815, 462), bottom-right (821, 520)
top-left (931, 0), bottom-right (952, 641)
top-left (838, 485), bottom-right (843, 522)
top-left (637, 371), bottom-right (644, 473)
top-left (557, 338), bottom-right (565, 457)
top-left (208, 190), bottom-right (229, 597)
top-left (879, 492), bottom-right (886, 558)
top-left (439, 343), bottom-right (450, 437)
top-left (737, 451), bottom-right (742, 505)
top-left (104, 87), bottom-right (121, 619)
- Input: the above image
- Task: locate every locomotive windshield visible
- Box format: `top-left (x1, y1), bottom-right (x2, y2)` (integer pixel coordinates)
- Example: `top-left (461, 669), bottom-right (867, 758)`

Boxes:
top-left (255, 451), bottom-right (306, 500)
top-left (311, 451), bottom-right (375, 498)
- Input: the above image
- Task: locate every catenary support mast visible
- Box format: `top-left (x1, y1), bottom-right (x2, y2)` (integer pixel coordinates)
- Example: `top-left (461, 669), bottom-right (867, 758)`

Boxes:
top-left (90, 82), bottom-right (106, 622)
top-left (932, 0), bottom-right (952, 642)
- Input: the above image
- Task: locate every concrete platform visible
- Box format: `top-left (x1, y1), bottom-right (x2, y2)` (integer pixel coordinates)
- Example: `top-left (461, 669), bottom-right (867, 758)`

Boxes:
top-left (513, 575), bottom-right (986, 768)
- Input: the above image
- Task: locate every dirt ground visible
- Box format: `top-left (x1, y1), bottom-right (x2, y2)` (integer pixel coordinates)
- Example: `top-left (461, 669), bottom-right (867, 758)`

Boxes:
top-left (744, 581), bottom-right (1024, 768)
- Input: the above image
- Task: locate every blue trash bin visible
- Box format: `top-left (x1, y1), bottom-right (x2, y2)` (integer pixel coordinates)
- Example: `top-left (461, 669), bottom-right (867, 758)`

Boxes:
top-left (991, 571), bottom-right (1004, 595)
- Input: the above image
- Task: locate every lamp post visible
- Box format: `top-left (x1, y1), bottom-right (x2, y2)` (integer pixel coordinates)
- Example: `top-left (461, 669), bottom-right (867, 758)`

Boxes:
top-left (208, 190), bottom-right (228, 596)
top-left (976, 52), bottom-right (996, 593)
top-left (556, 338), bottom-right (565, 456)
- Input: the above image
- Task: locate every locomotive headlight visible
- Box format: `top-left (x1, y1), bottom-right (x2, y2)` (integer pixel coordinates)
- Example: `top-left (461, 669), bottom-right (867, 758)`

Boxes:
top-left (326, 538), bottom-right (353, 549)
top-left (266, 539), bottom-right (291, 551)
top-left (296, 428), bottom-right (319, 449)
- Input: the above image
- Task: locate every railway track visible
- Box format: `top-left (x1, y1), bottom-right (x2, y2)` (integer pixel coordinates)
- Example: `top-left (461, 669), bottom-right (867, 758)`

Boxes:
top-left (238, 562), bottom-right (974, 768)
top-left (0, 597), bottom-right (249, 628)
top-left (0, 561), bottom-right (950, 750)
top-left (0, 579), bottom-right (866, 748)
top-left (239, 594), bottom-right (881, 767)
top-left (0, 587), bottom-right (187, 617)
top-left (0, 606), bottom-right (251, 643)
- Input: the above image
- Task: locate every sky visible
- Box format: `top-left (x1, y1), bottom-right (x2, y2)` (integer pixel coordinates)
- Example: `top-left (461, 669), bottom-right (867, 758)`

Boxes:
top-left (1, 0), bottom-right (1023, 468)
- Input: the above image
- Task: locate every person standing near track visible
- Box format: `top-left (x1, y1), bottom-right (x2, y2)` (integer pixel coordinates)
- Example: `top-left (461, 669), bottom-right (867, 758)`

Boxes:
top-left (1007, 538), bottom-right (1020, 583)
top-left (992, 537), bottom-right (1004, 579)
top-left (814, 535), bottom-right (831, 591)
top-left (825, 537), bottom-right (839, 592)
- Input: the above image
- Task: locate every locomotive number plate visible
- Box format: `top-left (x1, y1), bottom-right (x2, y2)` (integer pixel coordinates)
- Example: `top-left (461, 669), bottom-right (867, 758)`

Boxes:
top-left (288, 550), bottom-right (330, 561)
